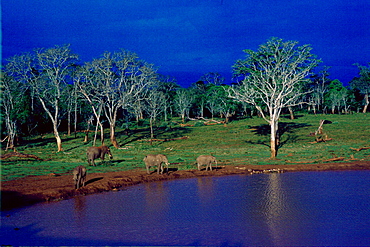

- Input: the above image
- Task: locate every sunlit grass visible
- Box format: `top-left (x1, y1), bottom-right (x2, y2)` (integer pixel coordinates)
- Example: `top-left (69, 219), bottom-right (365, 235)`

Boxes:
top-left (1, 113), bottom-right (369, 181)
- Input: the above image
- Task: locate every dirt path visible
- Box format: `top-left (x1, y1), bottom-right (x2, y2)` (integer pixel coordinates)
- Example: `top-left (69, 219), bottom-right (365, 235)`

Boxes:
top-left (2, 161), bottom-right (370, 211)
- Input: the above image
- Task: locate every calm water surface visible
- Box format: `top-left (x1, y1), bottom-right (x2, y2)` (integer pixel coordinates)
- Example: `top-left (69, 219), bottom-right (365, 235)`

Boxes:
top-left (1, 171), bottom-right (370, 246)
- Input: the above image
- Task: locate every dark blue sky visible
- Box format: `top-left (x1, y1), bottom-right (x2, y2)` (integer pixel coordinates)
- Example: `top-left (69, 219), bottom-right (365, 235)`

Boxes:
top-left (2, 0), bottom-right (370, 86)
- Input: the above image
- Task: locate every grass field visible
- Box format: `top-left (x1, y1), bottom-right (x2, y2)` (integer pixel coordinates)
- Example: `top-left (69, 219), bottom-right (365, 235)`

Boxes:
top-left (1, 113), bottom-right (369, 181)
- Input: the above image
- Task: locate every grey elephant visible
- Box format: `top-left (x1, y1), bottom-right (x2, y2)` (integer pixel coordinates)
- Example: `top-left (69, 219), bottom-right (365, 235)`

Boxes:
top-left (144, 154), bottom-right (169, 174)
top-left (196, 155), bottom-right (217, 171)
top-left (73, 165), bottom-right (87, 189)
top-left (87, 145), bottom-right (113, 166)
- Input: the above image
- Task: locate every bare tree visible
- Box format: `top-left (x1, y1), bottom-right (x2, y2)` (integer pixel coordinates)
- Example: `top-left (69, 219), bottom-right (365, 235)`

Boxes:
top-left (205, 85), bottom-right (234, 121)
top-left (350, 63), bottom-right (370, 113)
top-left (200, 72), bottom-right (225, 85)
top-left (63, 83), bottom-right (80, 136)
top-left (205, 87), bottom-right (219, 119)
top-left (174, 88), bottom-right (194, 122)
top-left (217, 88), bottom-right (236, 123)
top-left (0, 72), bottom-right (26, 150)
top-left (229, 38), bottom-right (320, 158)
top-left (75, 64), bottom-right (107, 146)
top-left (309, 67), bottom-right (331, 113)
top-left (156, 75), bottom-right (179, 121)
top-left (145, 89), bottom-right (166, 143)
top-left (76, 50), bottom-right (157, 148)
top-left (33, 45), bottom-right (78, 151)
top-left (4, 45), bottom-right (78, 152)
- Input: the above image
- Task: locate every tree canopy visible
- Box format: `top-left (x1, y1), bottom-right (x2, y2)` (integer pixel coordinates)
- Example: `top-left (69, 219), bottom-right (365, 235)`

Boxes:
top-left (229, 37), bottom-right (321, 157)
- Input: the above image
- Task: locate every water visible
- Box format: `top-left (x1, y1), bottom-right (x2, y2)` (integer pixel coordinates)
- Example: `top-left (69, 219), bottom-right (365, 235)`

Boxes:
top-left (1, 171), bottom-right (370, 246)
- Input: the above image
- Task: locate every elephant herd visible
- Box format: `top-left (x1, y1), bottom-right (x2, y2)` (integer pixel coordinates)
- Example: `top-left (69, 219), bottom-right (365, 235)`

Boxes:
top-left (73, 145), bottom-right (217, 189)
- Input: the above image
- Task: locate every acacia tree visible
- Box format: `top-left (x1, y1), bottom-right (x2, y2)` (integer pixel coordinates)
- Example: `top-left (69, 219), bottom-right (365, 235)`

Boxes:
top-left (0, 72), bottom-right (27, 150)
top-left (62, 82), bottom-right (80, 136)
top-left (4, 45), bottom-right (78, 152)
top-left (200, 72), bottom-right (225, 85)
top-left (229, 38), bottom-right (320, 158)
top-left (205, 86), bottom-right (220, 119)
top-left (156, 75), bottom-right (179, 121)
top-left (325, 79), bottom-right (348, 114)
top-left (217, 85), bottom-right (237, 123)
top-left (205, 84), bottom-right (235, 122)
top-left (145, 89), bottom-right (166, 143)
top-left (33, 45), bottom-right (78, 151)
top-left (174, 88), bottom-right (194, 122)
top-left (77, 50), bottom-right (157, 148)
top-left (192, 81), bottom-right (207, 118)
top-left (75, 65), bottom-right (105, 146)
top-left (195, 72), bottom-right (226, 118)
top-left (308, 67), bottom-right (331, 113)
top-left (350, 63), bottom-right (370, 113)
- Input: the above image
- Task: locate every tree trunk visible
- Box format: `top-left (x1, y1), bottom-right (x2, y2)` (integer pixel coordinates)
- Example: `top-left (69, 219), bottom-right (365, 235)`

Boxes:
top-left (270, 120), bottom-right (278, 158)
top-left (74, 97), bottom-right (78, 138)
top-left (54, 127), bottom-right (63, 152)
top-left (288, 106), bottom-right (294, 120)
top-left (84, 117), bottom-right (92, 143)
top-left (150, 118), bottom-right (154, 139)
top-left (67, 111), bottom-right (71, 136)
top-left (6, 136), bottom-right (15, 151)
top-left (110, 124), bottom-right (119, 148)
top-left (39, 97), bottom-right (63, 152)
top-left (5, 117), bottom-right (16, 151)
top-left (84, 131), bottom-right (89, 143)
top-left (150, 117), bottom-right (154, 145)
top-left (100, 123), bottom-right (105, 146)
top-left (164, 103), bottom-right (168, 122)
top-left (200, 102), bottom-right (204, 118)
top-left (363, 93), bottom-right (369, 113)
top-left (93, 120), bottom-right (104, 146)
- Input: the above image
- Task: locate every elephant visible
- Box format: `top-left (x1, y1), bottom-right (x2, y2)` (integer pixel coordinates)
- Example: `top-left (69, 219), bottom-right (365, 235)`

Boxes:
top-left (143, 154), bottom-right (169, 174)
top-left (73, 165), bottom-right (87, 189)
top-left (87, 145), bottom-right (113, 166)
top-left (196, 155), bottom-right (217, 171)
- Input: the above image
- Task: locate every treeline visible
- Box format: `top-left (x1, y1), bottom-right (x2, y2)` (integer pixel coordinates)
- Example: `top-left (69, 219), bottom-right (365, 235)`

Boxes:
top-left (1, 42), bottom-right (369, 152)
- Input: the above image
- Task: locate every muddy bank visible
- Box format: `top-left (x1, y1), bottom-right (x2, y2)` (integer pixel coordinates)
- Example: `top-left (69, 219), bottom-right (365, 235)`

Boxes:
top-left (2, 161), bottom-right (370, 211)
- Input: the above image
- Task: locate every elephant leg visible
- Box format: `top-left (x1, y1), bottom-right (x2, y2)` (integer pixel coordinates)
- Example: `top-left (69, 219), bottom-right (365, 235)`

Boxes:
top-left (89, 159), bottom-right (96, 166)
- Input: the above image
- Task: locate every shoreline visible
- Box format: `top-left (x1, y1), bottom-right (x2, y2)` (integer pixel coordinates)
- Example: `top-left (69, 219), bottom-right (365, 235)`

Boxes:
top-left (2, 161), bottom-right (370, 211)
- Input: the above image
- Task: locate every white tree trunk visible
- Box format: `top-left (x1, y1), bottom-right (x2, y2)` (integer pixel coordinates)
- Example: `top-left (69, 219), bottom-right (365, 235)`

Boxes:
top-left (270, 120), bottom-right (278, 158)
top-left (363, 93), bottom-right (369, 113)
top-left (38, 97), bottom-right (63, 152)
top-left (53, 124), bottom-right (63, 152)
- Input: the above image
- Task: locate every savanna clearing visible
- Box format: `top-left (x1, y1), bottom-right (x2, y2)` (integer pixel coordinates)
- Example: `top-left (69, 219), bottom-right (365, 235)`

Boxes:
top-left (1, 114), bottom-right (370, 210)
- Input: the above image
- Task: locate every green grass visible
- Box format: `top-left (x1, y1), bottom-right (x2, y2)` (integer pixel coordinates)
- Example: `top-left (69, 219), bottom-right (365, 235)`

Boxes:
top-left (1, 113), bottom-right (369, 181)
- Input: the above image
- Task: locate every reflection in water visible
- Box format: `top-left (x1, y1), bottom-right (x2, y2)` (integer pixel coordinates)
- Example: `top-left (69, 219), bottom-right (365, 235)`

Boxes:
top-left (1, 171), bottom-right (370, 246)
top-left (196, 177), bottom-right (215, 203)
top-left (73, 196), bottom-right (86, 219)
top-left (263, 173), bottom-right (288, 245)
top-left (143, 182), bottom-right (169, 213)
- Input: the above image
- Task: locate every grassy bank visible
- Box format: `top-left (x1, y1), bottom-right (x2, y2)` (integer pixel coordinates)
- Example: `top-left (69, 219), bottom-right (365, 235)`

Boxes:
top-left (1, 113), bottom-right (369, 181)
